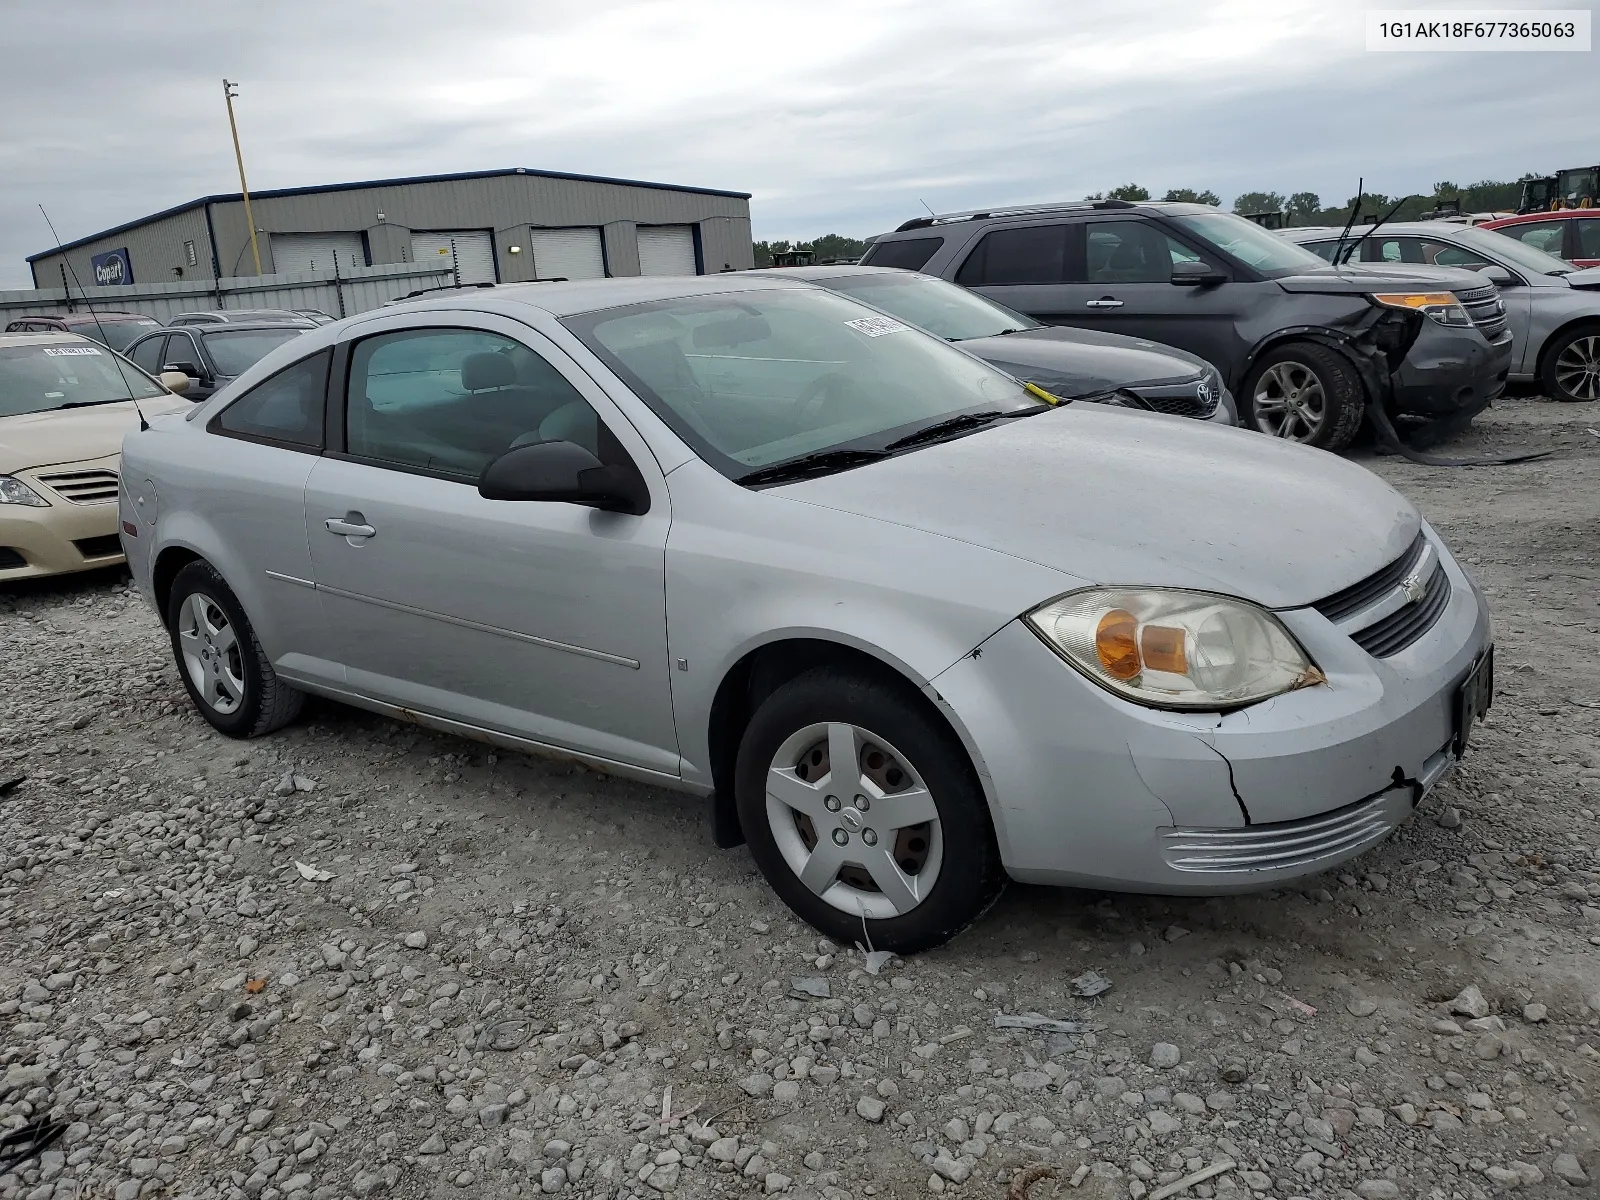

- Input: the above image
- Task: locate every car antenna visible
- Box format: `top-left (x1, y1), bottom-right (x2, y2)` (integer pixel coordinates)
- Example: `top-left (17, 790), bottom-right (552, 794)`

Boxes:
top-left (918, 198), bottom-right (936, 217)
top-left (1332, 177), bottom-right (1363, 266)
top-left (37, 203), bottom-right (150, 431)
top-left (1337, 194), bottom-right (1413, 265)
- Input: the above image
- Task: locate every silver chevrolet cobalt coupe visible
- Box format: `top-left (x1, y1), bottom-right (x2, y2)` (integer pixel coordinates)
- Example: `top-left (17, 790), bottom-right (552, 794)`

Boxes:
top-left (120, 275), bottom-right (1492, 951)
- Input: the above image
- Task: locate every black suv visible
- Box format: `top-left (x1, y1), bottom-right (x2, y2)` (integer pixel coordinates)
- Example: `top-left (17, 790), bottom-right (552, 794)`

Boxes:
top-left (864, 201), bottom-right (1513, 451)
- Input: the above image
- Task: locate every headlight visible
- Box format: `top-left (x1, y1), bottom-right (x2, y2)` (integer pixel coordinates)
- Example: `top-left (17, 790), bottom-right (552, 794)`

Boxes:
top-left (1370, 292), bottom-right (1472, 327)
top-left (0, 475), bottom-right (49, 507)
top-left (1026, 588), bottom-right (1323, 710)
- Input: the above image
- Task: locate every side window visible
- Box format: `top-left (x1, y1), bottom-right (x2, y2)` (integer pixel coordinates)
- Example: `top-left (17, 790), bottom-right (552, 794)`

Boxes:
top-left (212, 350), bottom-right (330, 449)
top-left (1577, 219), bottom-right (1600, 259)
top-left (1364, 238), bottom-right (1422, 264)
top-left (164, 333), bottom-right (201, 372)
top-left (1502, 221), bottom-right (1566, 256)
top-left (1082, 220), bottom-right (1197, 283)
top-left (955, 224), bottom-right (1070, 286)
top-left (1420, 239), bottom-right (1490, 269)
top-left (345, 328), bottom-right (608, 480)
top-left (1302, 241), bottom-right (1340, 263)
top-left (859, 237), bottom-right (943, 271)
top-left (129, 335), bottom-right (166, 373)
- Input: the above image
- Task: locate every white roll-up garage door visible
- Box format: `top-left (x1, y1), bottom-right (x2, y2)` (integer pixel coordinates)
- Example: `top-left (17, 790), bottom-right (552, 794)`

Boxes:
top-left (636, 225), bottom-right (698, 276)
top-left (528, 228), bottom-right (606, 280)
top-left (410, 230), bottom-right (497, 285)
top-left (270, 232), bottom-right (366, 274)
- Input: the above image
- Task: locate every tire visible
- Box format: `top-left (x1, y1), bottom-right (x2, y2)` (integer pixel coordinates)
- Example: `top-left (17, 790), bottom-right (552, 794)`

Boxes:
top-left (166, 560), bottom-right (303, 738)
top-left (734, 666), bottom-right (1004, 953)
top-left (1239, 341), bottom-right (1366, 451)
top-left (1540, 324), bottom-right (1600, 403)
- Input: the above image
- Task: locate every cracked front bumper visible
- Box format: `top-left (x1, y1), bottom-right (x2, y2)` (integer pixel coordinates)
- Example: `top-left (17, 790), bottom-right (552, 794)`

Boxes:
top-left (927, 536), bottom-right (1490, 894)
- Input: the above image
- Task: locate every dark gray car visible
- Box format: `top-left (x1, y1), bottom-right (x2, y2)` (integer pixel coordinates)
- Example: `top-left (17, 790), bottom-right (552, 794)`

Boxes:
top-left (124, 323), bottom-right (311, 402)
top-left (765, 265), bottom-right (1235, 423)
top-left (864, 201), bottom-right (1514, 451)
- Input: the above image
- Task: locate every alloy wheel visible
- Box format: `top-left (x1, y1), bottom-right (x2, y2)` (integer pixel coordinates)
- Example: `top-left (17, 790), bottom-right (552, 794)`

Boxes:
top-left (1554, 334), bottom-right (1600, 401)
top-left (1252, 361), bottom-right (1327, 440)
top-left (764, 721), bottom-right (943, 920)
top-left (178, 592), bottom-right (245, 715)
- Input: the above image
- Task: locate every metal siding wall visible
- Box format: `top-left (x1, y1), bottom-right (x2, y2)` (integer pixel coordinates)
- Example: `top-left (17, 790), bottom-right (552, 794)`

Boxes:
top-left (28, 175), bottom-right (753, 283)
top-left (29, 208), bottom-right (216, 300)
top-left (1, 262), bottom-right (453, 324)
top-left (697, 216), bottom-right (755, 273)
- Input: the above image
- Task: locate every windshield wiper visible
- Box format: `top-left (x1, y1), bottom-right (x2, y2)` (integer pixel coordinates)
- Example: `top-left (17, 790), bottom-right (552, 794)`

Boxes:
top-left (735, 448), bottom-right (892, 486)
top-left (882, 408), bottom-right (1042, 452)
top-left (53, 398), bottom-right (134, 409)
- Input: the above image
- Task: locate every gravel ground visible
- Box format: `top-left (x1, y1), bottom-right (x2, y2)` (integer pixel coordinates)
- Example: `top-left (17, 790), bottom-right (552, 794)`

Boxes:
top-left (1, 396), bottom-right (1597, 1200)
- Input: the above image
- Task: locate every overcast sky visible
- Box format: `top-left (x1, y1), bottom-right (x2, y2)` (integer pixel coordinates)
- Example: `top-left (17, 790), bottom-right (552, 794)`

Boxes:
top-left (2, 0), bottom-right (1594, 287)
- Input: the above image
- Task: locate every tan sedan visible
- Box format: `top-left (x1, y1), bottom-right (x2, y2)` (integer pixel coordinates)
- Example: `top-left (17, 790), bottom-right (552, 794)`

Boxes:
top-left (1, 331), bottom-right (188, 581)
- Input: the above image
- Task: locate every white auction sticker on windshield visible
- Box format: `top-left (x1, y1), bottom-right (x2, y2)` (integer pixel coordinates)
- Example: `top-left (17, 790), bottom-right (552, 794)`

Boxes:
top-left (845, 316), bottom-right (909, 337)
top-left (42, 346), bottom-right (103, 356)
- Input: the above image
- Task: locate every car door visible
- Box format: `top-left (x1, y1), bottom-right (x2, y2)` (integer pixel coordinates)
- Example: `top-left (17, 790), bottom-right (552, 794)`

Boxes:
top-left (128, 333), bottom-right (168, 376)
top-left (302, 310), bottom-right (679, 776)
top-left (162, 330), bottom-right (218, 400)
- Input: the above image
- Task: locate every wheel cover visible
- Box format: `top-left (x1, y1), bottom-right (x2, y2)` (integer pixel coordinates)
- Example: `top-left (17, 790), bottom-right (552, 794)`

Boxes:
top-left (1252, 361), bottom-right (1328, 440)
top-left (765, 721), bottom-right (944, 920)
top-left (178, 592), bottom-right (246, 715)
top-left (1554, 334), bottom-right (1600, 401)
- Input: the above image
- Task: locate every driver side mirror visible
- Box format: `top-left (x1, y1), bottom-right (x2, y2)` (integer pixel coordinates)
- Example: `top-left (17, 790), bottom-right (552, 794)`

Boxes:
top-left (1479, 264), bottom-right (1519, 287)
top-left (479, 440), bottom-right (650, 515)
top-left (165, 360), bottom-right (206, 380)
top-left (1171, 260), bottom-right (1228, 286)
top-left (158, 370), bottom-right (190, 395)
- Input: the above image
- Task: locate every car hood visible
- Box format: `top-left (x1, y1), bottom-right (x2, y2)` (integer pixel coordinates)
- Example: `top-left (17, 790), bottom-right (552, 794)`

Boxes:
top-left (957, 326), bottom-right (1209, 395)
top-left (0, 397), bottom-right (188, 474)
top-left (777, 406), bottom-right (1418, 609)
top-left (1274, 261), bottom-right (1492, 295)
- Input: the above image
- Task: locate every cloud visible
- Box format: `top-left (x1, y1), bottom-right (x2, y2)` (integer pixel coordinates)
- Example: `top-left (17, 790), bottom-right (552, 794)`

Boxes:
top-left (0, 0), bottom-right (1591, 287)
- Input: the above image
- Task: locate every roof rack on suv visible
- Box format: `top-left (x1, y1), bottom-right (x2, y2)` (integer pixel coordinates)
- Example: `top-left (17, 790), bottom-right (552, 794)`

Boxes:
top-left (893, 198), bottom-right (1136, 232)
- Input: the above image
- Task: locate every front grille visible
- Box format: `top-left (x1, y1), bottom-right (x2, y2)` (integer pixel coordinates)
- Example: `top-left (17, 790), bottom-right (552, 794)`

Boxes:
top-left (1313, 533), bottom-right (1426, 623)
top-left (37, 468), bottom-right (119, 504)
top-left (1455, 284), bottom-right (1508, 342)
top-left (74, 534), bottom-right (124, 559)
top-left (0, 547), bottom-right (26, 570)
top-left (1162, 793), bottom-right (1400, 874)
top-left (1349, 561), bottom-right (1450, 657)
top-left (1121, 382), bottom-right (1220, 419)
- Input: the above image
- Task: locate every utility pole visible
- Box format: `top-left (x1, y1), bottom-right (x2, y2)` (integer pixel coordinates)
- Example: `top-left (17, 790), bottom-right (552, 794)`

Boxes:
top-left (222, 79), bottom-right (263, 277)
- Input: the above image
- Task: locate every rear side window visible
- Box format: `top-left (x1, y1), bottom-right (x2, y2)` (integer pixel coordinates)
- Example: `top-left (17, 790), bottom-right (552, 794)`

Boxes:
top-left (955, 224), bottom-right (1071, 285)
top-left (129, 336), bottom-right (166, 373)
top-left (212, 350), bottom-right (330, 449)
top-left (860, 236), bottom-right (943, 271)
top-left (1578, 219), bottom-right (1600, 259)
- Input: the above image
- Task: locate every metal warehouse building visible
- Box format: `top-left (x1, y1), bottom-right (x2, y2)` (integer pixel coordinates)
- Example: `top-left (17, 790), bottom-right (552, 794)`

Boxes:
top-left (27, 166), bottom-right (753, 292)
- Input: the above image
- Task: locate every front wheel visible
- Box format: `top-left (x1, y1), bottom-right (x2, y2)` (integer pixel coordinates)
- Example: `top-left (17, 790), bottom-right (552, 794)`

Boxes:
top-left (166, 561), bottom-right (303, 737)
top-left (1239, 342), bottom-right (1366, 451)
top-left (734, 667), bottom-right (1004, 953)
top-left (1542, 324), bottom-right (1600, 402)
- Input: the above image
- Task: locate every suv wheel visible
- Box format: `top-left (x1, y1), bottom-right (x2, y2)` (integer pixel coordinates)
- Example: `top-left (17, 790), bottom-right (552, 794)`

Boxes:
top-left (1543, 324), bottom-right (1600, 402)
top-left (167, 561), bottom-right (304, 737)
top-left (1241, 342), bottom-right (1365, 451)
top-left (734, 667), bottom-right (1004, 953)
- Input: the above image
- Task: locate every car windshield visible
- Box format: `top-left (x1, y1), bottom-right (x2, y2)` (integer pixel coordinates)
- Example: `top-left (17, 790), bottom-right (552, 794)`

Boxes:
top-left (202, 327), bottom-right (308, 375)
top-left (0, 342), bottom-right (164, 417)
top-left (1169, 211), bottom-right (1330, 275)
top-left (75, 318), bottom-right (161, 351)
top-left (813, 273), bottom-right (1039, 340)
top-left (1467, 225), bottom-right (1576, 275)
top-left (566, 287), bottom-right (1046, 480)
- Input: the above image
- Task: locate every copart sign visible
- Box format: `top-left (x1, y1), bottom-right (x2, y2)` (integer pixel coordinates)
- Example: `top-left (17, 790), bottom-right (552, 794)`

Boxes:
top-left (91, 247), bottom-right (134, 286)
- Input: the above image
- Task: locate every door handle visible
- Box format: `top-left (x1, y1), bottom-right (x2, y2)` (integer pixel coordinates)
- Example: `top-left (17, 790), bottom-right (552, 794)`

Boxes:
top-left (1085, 298), bottom-right (1124, 309)
top-left (324, 517), bottom-right (376, 539)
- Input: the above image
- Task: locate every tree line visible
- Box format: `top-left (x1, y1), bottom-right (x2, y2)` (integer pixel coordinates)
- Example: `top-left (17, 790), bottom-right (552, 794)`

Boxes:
top-left (754, 177), bottom-right (1537, 265)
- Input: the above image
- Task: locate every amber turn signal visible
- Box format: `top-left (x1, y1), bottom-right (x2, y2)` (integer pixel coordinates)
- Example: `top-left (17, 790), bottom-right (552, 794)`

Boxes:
top-left (1095, 609), bottom-right (1141, 680)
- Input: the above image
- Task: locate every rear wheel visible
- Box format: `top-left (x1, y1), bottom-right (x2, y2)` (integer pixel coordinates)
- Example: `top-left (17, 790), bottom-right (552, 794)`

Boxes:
top-left (1542, 324), bottom-right (1600, 402)
top-left (735, 667), bottom-right (1004, 953)
top-left (1240, 342), bottom-right (1366, 451)
top-left (167, 561), bottom-right (303, 737)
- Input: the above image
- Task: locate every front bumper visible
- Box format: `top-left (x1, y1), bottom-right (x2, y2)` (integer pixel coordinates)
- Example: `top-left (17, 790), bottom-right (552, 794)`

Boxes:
top-left (1, 460), bottom-right (124, 581)
top-left (1391, 324), bottom-right (1512, 418)
top-left (927, 528), bottom-right (1490, 893)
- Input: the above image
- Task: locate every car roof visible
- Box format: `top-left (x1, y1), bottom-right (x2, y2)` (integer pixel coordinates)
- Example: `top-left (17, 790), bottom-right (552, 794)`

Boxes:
top-left (384, 274), bottom-right (819, 319)
top-left (762, 265), bottom-right (924, 282)
top-left (0, 330), bottom-right (101, 348)
top-left (35, 311), bottom-right (153, 323)
top-left (1282, 222), bottom-right (1492, 240)
top-left (879, 199), bottom-right (1216, 235)
top-left (1483, 211), bottom-right (1585, 224)
top-left (165, 322), bottom-right (313, 336)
